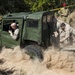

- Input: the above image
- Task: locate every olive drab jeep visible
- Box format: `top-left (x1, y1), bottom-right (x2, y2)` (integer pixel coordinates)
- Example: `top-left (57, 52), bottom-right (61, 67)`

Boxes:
top-left (0, 11), bottom-right (58, 60)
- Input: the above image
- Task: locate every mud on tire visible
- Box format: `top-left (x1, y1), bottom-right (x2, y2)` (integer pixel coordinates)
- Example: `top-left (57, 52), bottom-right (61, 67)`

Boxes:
top-left (24, 45), bottom-right (43, 60)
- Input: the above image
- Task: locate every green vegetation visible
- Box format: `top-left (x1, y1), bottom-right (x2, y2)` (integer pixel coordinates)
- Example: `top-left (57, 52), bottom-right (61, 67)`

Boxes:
top-left (0, 0), bottom-right (75, 14)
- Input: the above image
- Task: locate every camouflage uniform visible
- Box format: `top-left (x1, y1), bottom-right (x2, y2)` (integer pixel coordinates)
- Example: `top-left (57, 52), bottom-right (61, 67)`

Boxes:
top-left (57, 20), bottom-right (75, 45)
top-left (58, 7), bottom-right (70, 23)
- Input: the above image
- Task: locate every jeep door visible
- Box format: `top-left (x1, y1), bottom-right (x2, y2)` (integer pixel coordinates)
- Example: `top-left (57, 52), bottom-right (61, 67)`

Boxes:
top-left (42, 14), bottom-right (50, 47)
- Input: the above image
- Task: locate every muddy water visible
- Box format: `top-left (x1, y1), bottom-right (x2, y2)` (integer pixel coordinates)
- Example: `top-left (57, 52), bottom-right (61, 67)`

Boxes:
top-left (0, 46), bottom-right (75, 75)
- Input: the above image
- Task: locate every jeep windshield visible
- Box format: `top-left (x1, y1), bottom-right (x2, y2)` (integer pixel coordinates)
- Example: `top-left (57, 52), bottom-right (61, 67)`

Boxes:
top-left (26, 19), bottom-right (38, 28)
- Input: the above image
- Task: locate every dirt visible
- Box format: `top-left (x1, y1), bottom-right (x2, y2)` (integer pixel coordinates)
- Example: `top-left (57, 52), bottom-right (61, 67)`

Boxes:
top-left (0, 46), bottom-right (75, 75)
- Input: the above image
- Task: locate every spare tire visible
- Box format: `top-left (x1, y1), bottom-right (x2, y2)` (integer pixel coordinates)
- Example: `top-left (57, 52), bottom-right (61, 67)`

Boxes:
top-left (24, 45), bottom-right (43, 60)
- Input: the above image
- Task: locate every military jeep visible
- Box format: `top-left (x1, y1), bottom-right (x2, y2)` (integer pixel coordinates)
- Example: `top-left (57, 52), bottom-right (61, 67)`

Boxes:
top-left (0, 11), bottom-right (57, 59)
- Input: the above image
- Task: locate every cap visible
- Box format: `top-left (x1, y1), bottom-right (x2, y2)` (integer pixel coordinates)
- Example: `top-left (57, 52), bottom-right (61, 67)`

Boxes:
top-left (62, 3), bottom-right (66, 7)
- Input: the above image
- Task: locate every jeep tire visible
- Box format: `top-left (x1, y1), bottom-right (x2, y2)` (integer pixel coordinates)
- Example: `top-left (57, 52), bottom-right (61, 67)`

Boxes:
top-left (24, 45), bottom-right (43, 60)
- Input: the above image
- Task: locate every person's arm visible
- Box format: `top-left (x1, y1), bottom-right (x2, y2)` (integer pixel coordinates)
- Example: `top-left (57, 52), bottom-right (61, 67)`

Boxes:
top-left (54, 31), bottom-right (58, 37)
top-left (60, 30), bottom-right (69, 42)
top-left (62, 8), bottom-right (69, 17)
top-left (9, 29), bottom-right (19, 40)
top-left (58, 9), bottom-right (62, 15)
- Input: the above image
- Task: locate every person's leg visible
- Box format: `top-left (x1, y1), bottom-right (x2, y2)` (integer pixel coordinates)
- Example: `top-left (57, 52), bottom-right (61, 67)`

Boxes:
top-left (69, 33), bottom-right (73, 45)
top-left (51, 35), bottom-right (60, 49)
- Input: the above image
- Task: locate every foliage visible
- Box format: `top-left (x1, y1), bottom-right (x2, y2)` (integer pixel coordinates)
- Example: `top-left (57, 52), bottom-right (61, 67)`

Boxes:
top-left (24, 0), bottom-right (55, 11)
top-left (0, 0), bottom-right (26, 14)
top-left (0, 0), bottom-right (75, 14)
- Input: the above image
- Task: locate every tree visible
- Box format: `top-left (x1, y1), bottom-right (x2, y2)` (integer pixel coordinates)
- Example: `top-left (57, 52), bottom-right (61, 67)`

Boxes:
top-left (0, 0), bottom-right (26, 14)
top-left (24, 0), bottom-right (54, 12)
top-left (0, 0), bottom-right (74, 14)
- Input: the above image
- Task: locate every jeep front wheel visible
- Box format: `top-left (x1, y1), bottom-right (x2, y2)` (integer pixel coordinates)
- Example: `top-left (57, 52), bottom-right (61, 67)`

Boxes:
top-left (23, 45), bottom-right (43, 60)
